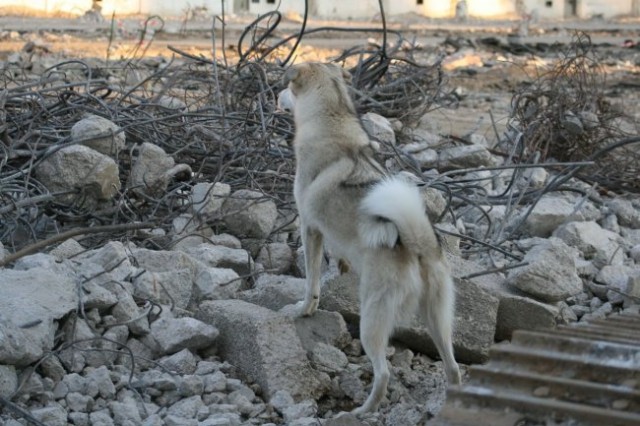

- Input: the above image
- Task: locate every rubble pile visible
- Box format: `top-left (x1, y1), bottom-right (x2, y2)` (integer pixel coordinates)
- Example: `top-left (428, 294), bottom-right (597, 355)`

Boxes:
top-left (0, 16), bottom-right (639, 426)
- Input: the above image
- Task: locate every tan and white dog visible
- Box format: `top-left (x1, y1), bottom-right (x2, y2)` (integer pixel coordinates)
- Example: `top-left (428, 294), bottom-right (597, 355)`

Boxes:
top-left (283, 62), bottom-right (461, 413)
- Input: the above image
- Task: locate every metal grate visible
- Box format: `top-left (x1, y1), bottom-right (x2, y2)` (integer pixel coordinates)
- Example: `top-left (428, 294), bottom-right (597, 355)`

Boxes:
top-left (434, 309), bottom-right (640, 426)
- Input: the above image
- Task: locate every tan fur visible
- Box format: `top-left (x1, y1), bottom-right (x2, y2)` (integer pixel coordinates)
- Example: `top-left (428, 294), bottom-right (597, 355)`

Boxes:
top-left (286, 62), bottom-right (461, 414)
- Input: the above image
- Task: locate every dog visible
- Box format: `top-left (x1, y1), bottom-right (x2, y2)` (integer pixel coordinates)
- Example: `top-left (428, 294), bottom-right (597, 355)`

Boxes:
top-left (283, 62), bottom-right (461, 414)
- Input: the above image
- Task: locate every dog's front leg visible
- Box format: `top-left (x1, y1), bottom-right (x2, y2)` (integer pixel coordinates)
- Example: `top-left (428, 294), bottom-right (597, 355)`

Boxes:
top-left (297, 225), bottom-right (323, 317)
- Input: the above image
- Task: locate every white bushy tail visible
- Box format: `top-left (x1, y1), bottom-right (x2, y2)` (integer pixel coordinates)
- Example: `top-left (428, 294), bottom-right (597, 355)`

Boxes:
top-left (359, 177), bottom-right (431, 251)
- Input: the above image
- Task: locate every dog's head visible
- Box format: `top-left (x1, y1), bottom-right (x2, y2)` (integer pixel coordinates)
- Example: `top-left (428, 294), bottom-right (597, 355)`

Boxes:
top-left (282, 62), bottom-right (355, 115)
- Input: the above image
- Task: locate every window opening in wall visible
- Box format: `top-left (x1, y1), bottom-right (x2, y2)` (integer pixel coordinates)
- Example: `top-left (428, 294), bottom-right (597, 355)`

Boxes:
top-left (417, 0), bottom-right (424, 4)
top-left (545, 1), bottom-right (553, 7)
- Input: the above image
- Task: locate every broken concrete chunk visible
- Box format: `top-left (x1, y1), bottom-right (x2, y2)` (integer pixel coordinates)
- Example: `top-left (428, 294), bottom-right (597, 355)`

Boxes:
top-left (197, 299), bottom-right (327, 400)
top-left (71, 114), bottom-right (125, 157)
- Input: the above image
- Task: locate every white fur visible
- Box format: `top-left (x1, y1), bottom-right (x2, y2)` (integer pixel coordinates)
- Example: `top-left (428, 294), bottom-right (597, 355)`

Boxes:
top-left (359, 178), bottom-right (424, 249)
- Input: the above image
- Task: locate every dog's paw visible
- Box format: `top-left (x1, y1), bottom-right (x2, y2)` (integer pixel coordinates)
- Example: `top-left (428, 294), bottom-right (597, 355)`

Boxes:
top-left (295, 299), bottom-right (319, 317)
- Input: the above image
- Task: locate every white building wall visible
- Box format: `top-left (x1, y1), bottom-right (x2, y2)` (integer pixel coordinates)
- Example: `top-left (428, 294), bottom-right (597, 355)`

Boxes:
top-left (578, 0), bottom-right (632, 18)
top-left (522, 0), bottom-right (566, 19)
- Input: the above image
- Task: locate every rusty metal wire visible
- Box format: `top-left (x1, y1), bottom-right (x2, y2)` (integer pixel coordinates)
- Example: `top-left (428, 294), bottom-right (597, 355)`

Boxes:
top-left (509, 32), bottom-right (640, 192)
top-left (0, 6), bottom-right (452, 260)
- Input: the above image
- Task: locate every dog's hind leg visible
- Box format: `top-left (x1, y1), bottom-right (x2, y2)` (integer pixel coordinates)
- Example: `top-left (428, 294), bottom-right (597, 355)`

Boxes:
top-left (421, 262), bottom-right (461, 385)
top-left (297, 225), bottom-right (323, 317)
top-left (353, 278), bottom-right (395, 414)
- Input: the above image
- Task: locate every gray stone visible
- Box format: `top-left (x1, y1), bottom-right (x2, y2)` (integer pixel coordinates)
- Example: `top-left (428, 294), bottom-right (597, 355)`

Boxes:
top-left (80, 280), bottom-right (118, 311)
top-left (159, 348), bottom-right (199, 375)
top-left (0, 365), bottom-right (17, 398)
top-left (421, 187), bottom-right (447, 223)
top-left (0, 267), bottom-right (77, 366)
top-left (178, 375), bottom-right (205, 397)
top-left (361, 112), bottom-right (396, 146)
top-left (150, 316), bottom-right (218, 355)
top-left (596, 265), bottom-right (640, 304)
top-left (239, 274), bottom-right (305, 311)
top-left (395, 277), bottom-right (499, 364)
top-left (507, 238), bottom-right (583, 303)
top-left (128, 142), bottom-right (191, 197)
top-left (495, 295), bottom-right (559, 340)
top-left (582, 301), bottom-right (613, 322)
top-left (412, 148), bottom-right (438, 169)
top-left (193, 268), bottom-right (240, 302)
top-left (525, 195), bottom-right (600, 237)
top-left (31, 404), bottom-right (68, 426)
top-left (167, 395), bottom-right (204, 419)
top-left (324, 413), bottom-right (366, 425)
top-left (438, 144), bottom-right (497, 170)
top-left (608, 198), bottom-right (640, 229)
top-left (283, 308), bottom-right (352, 352)
top-left (141, 414), bottom-right (166, 426)
top-left (282, 400), bottom-right (317, 423)
top-left (68, 412), bottom-right (90, 426)
top-left (111, 288), bottom-right (150, 335)
top-left (221, 189), bottom-right (278, 239)
top-left (86, 366), bottom-right (116, 399)
top-left (50, 238), bottom-right (85, 260)
top-left (66, 391), bottom-right (93, 412)
top-left (309, 342), bottom-right (349, 373)
top-left (204, 371), bottom-right (227, 393)
top-left (257, 243), bottom-right (294, 275)
top-left (318, 272), bottom-right (361, 323)
top-left (197, 299), bottom-right (327, 400)
top-left (133, 269), bottom-right (193, 309)
top-left (192, 182), bottom-right (231, 217)
top-left (184, 244), bottom-right (255, 277)
top-left (110, 398), bottom-right (142, 426)
top-left (200, 413), bottom-right (242, 425)
top-left (35, 144), bottom-right (120, 203)
top-left (553, 221), bottom-right (623, 268)
top-left (630, 244), bottom-right (640, 262)
top-left (82, 241), bottom-right (134, 283)
top-left (71, 114), bottom-right (125, 157)
top-left (90, 409), bottom-right (116, 426)
top-left (270, 389), bottom-right (295, 413)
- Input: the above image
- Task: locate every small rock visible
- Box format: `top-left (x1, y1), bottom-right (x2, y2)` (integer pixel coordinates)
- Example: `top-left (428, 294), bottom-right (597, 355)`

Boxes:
top-left (167, 395), bottom-right (205, 419)
top-left (361, 112), bottom-right (396, 146)
top-left (71, 114), bottom-right (125, 157)
top-left (270, 389), bottom-right (294, 414)
top-left (159, 348), bottom-right (199, 374)
top-left (133, 269), bottom-right (193, 310)
top-left (90, 409), bottom-right (116, 426)
top-left (50, 238), bottom-right (85, 260)
top-left (438, 144), bottom-right (497, 170)
top-left (31, 404), bottom-right (68, 426)
top-left (150, 316), bottom-right (219, 355)
top-left (553, 221), bottom-right (623, 268)
top-left (184, 244), bottom-right (255, 277)
top-left (221, 189), bottom-right (278, 239)
top-left (35, 145), bottom-right (121, 204)
top-left (495, 295), bottom-right (559, 340)
top-left (257, 243), bottom-right (294, 275)
top-left (507, 238), bottom-right (583, 303)
top-left (608, 199), bottom-right (640, 229)
top-left (282, 400), bottom-right (317, 423)
top-left (128, 142), bottom-right (191, 197)
top-left (0, 365), bottom-right (18, 398)
top-left (192, 182), bottom-right (231, 217)
top-left (238, 274), bottom-right (306, 311)
top-left (309, 342), bottom-right (349, 373)
top-left (524, 195), bottom-right (600, 237)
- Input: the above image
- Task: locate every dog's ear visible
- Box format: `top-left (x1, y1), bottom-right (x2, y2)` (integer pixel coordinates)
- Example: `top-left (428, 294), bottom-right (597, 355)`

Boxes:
top-left (283, 66), bottom-right (300, 87)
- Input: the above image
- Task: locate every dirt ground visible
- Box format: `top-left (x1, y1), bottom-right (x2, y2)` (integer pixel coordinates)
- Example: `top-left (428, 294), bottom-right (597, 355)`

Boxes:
top-left (1, 13), bottom-right (639, 142)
